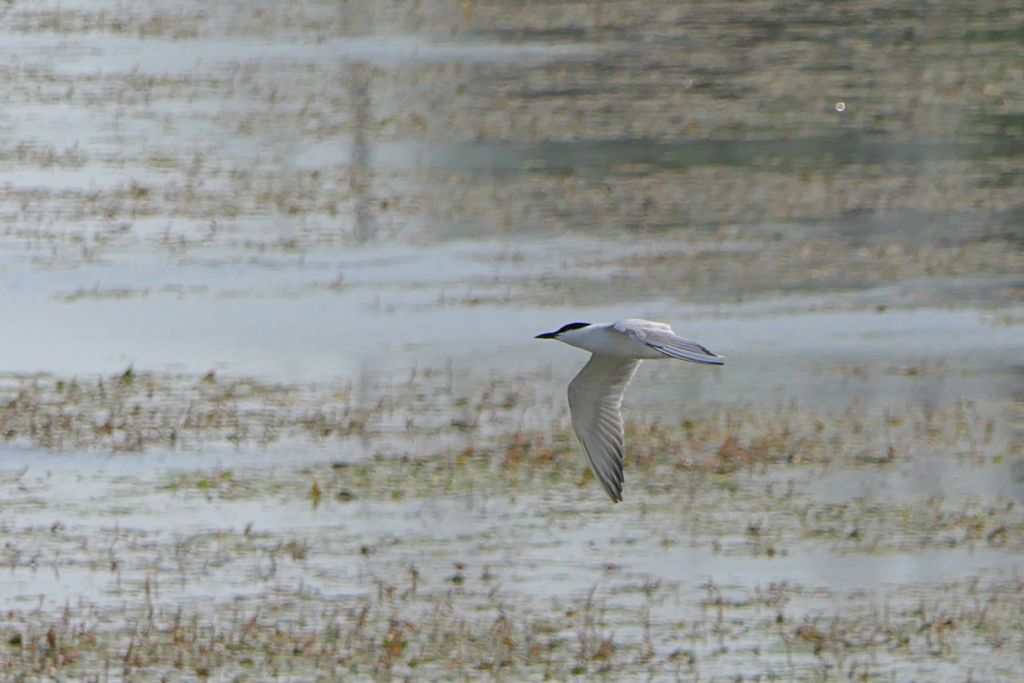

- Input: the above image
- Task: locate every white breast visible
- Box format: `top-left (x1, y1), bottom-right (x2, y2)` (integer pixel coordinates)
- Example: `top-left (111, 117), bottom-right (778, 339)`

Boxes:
top-left (561, 325), bottom-right (665, 359)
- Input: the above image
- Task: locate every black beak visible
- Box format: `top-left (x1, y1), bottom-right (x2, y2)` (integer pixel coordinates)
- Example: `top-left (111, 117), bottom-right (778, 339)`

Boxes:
top-left (535, 331), bottom-right (558, 339)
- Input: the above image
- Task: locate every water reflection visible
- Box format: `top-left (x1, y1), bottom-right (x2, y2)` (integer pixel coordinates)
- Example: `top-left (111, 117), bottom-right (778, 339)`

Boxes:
top-left (421, 135), bottom-right (1024, 174)
top-left (348, 63), bottom-right (376, 242)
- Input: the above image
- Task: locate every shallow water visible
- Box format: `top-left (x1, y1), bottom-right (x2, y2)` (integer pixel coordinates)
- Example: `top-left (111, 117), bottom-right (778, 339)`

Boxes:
top-left (1, 0), bottom-right (1022, 679)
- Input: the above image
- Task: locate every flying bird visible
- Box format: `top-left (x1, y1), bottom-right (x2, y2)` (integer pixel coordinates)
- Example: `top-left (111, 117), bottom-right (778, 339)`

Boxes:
top-left (536, 318), bottom-right (723, 502)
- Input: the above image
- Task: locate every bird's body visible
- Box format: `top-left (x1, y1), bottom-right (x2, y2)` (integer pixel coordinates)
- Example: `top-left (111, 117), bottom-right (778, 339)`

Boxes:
top-left (536, 318), bottom-right (723, 502)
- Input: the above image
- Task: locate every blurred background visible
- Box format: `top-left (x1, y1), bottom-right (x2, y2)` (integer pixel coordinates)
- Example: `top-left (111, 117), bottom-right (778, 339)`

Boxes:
top-left (0, 1), bottom-right (1021, 680)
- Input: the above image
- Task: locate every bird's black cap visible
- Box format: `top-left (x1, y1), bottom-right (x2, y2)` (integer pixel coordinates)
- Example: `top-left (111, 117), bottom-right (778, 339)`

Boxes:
top-left (535, 322), bottom-right (590, 339)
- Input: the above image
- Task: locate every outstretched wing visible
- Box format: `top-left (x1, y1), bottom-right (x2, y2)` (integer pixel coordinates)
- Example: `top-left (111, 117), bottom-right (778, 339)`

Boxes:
top-left (614, 320), bottom-right (724, 365)
top-left (567, 355), bottom-right (641, 502)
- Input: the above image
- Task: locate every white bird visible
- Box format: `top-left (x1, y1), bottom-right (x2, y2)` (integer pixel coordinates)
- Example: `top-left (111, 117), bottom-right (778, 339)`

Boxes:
top-left (535, 318), bottom-right (723, 502)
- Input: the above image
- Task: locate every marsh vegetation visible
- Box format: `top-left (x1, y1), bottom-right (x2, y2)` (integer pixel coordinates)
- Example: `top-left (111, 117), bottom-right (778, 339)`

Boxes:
top-left (1, 0), bottom-right (1021, 680)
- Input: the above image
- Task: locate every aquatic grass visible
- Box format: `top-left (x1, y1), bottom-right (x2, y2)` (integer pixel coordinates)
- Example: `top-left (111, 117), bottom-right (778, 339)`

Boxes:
top-left (1, 571), bottom-right (999, 682)
top-left (2, 0), bottom-right (1022, 292)
top-left (2, 409), bottom-right (1020, 681)
top-left (0, 369), bottom-right (510, 453)
top-left (144, 414), bottom-right (1023, 558)
top-left (3, 367), bottom-right (1018, 562)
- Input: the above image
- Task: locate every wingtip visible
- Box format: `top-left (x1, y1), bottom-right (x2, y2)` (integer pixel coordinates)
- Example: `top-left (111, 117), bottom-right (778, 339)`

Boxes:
top-left (599, 481), bottom-right (623, 503)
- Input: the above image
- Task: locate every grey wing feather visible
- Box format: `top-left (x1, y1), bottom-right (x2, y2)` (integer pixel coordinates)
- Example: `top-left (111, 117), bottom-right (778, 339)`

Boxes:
top-left (626, 326), bottom-right (723, 365)
top-left (567, 355), bottom-right (641, 502)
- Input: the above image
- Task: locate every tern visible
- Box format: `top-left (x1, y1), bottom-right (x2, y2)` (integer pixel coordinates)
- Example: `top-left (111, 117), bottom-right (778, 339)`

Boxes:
top-left (536, 318), bottom-right (723, 502)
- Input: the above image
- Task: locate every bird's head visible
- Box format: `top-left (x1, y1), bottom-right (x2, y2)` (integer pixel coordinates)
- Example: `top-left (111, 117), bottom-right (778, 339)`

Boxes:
top-left (535, 322), bottom-right (591, 341)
